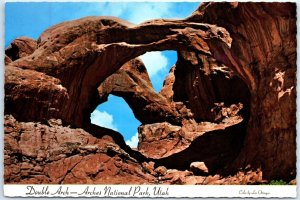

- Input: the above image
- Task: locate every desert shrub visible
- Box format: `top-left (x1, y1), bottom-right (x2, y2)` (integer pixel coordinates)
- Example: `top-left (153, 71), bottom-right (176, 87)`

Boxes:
top-left (268, 180), bottom-right (288, 185)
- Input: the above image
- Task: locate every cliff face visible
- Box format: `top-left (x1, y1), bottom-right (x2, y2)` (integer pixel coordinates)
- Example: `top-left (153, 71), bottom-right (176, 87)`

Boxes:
top-left (187, 2), bottom-right (296, 180)
top-left (4, 2), bottom-right (296, 184)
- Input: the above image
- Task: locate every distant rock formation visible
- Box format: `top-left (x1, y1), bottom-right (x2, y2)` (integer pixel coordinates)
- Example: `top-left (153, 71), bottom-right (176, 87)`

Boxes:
top-left (5, 37), bottom-right (37, 62)
top-left (5, 2), bottom-right (296, 184)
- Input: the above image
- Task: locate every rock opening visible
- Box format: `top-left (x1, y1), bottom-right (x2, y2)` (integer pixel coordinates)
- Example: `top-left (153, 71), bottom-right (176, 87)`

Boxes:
top-left (139, 50), bottom-right (178, 92)
top-left (4, 2), bottom-right (296, 184)
top-left (90, 95), bottom-right (141, 148)
top-left (138, 52), bottom-right (251, 174)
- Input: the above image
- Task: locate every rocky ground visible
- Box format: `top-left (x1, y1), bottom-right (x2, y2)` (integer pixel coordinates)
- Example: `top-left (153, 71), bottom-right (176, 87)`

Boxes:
top-left (5, 115), bottom-right (274, 185)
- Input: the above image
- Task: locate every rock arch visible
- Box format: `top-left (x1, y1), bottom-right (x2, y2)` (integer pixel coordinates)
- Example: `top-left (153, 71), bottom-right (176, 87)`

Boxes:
top-left (5, 2), bottom-right (296, 181)
top-left (6, 17), bottom-right (235, 127)
top-left (5, 17), bottom-right (251, 175)
top-left (97, 58), bottom-right (193, 126)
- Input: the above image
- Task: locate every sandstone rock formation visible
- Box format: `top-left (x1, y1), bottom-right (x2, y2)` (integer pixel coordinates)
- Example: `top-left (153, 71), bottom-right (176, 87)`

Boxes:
top-left (187, 2), bottom-right (296, 180)
top-left (98, 58), bottom-right (193, 125)
top-left (4, 2), bottom-right (296, 184)
top-left (190, 162), bottom-right (209, 175)
top-left (4, 115), bottom-right (155, 184)
top-left (172, 55), bottom-right (251, 122)
top-left (138, 115), bottom-right (245, 172)
top-left (5, 37), bottom-right (37, 62)
top-left (5, 17), bottom-right (231, 128)
top-left (4, 115), bottom-right (266, 185)
top-left (5, 55), bottom-right (12, 65)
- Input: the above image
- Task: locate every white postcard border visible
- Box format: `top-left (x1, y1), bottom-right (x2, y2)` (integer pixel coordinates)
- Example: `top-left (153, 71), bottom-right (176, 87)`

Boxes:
top-left (3, 185), bottom-right (298, 198)
top-left (1, 1), bottom-right (299, 199)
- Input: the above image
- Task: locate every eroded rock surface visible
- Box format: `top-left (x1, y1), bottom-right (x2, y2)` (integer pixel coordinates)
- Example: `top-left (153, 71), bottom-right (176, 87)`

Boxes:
top-left (4, 115), bottom-right (155, 184)
top-left (4, 2), bottom-right (296, 184)
top-left (98, 58), bottom-right (193, 125)
top-left (187, 2), bottom-right (296, 180)
top-left (5, 37), bottom-right (37, 62)
top-left (172, 55), bottom-right (250, 122)
top-left (5, 17), bottom-right (231, 128)
top-left (5, 115), bottom-right (266, 185)
top-left (190, 162), bottom-right (209, 175)
top-left (138, 115), bottom-right (243, 160)
top-left (5, 66), bottom-right (68, 122)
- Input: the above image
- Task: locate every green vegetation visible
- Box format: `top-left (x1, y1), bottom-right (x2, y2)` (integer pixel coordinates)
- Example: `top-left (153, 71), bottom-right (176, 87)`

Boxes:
top-left (268, 180), bottom-right (288, 185)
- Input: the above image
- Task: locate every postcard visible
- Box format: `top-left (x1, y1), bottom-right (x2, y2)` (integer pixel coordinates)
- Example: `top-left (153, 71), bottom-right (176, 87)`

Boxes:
top-left (2, 1), bottom-right (298, 198)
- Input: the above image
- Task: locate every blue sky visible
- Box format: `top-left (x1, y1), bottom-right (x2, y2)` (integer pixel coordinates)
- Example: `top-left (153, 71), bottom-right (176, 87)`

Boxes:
top-left (5, 2), bottom-right (199, 147)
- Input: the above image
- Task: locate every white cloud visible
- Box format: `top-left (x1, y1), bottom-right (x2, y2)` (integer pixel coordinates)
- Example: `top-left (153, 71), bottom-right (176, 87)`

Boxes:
top-left (96, 3), bottom-right (128, 19)
top-left (126, 3), bottom-right (172, 24)
top-left (87, 2), bottom-right (174, 24)
top-left (90, 110), bottom-right (118, 131)
top-left (139, 51), bottom-right (168, 77)
top-left (125, 132), bottom-right (139, 148)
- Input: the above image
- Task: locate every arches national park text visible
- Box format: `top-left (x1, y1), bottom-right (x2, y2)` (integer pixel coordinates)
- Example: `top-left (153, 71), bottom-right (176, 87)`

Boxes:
top-left (25, 186), bottom-right (169, 197)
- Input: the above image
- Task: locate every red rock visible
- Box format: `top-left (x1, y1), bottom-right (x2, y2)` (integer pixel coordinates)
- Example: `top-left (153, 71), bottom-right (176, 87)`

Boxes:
top-left (5, 66), bottom-right (69, 123)
top-left (138, 116), bottom-right (243, 171)
top-left (6, 15), bottom-right (231, 128)
top-left (4, 2), bottom-right (296, 184)
top-left (160, 169), bottom-right (195, 184)
top-left (189, 2), bottom-right (296, 181)
top-left (160, 66), bottom-right (175, 101)
top-left (289, 179), bottom-right (296, 185)
top-left (5, 37), bottom-right (37, 61)
top-left (5, 55), bottom-right (12, 65)
top-left (155, 166), bottom-right (167, 176)
top-left (190, 162), bottom-right (209, 175)
top-left (98, 59), bottom-right (191, 125)
top-left (141, 161), bottom-right (156, 175)
top-left (4, 115), bottom-right (155, 184)
top-left (203, 175), bottom-right (221, 185)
